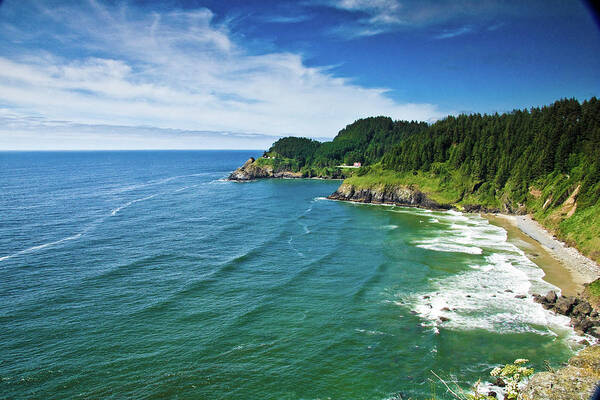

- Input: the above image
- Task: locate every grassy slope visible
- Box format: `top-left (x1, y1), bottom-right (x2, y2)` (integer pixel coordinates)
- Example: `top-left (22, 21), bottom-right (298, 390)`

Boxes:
top-left (343, 164), bottom-right (600, 263)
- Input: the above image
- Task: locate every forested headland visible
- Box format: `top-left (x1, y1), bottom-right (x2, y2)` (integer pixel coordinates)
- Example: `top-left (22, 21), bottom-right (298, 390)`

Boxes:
top-left (235, 98), bottom-right (600, 261)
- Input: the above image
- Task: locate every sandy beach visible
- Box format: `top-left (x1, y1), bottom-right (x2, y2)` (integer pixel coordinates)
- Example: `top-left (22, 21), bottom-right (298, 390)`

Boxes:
top-left (487, 214), bottom-right (600, 296)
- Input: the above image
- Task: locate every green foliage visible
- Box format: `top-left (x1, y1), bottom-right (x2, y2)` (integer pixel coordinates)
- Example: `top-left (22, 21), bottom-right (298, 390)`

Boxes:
top-left (262, 97), bottom-right (600, 260)
top-left (489, 359), bottom-right (534, 400)
top-left (587, 279), bottom-right (600, 297)
top-left (431, 359), bottom-right (534, 400)
top-left (268, 137), bottom-right (321, 167)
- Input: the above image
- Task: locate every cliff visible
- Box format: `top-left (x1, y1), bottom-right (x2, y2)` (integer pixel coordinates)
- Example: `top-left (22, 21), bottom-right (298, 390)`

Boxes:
top-left (228, 157), bottom-right (302, 181)
top-left (523, 345), bottom-right (600, 400)
top-left (327, 182), bottom-right (451, 210)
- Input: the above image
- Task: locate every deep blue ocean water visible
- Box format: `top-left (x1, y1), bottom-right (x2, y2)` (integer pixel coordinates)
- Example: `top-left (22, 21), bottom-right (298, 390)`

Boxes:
top-left (0, 151), bottom-right (582, 399)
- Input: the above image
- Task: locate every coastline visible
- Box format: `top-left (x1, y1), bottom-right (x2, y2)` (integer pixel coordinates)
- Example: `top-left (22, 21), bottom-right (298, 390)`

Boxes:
top-left (486, 214), bottom-right (600, 296)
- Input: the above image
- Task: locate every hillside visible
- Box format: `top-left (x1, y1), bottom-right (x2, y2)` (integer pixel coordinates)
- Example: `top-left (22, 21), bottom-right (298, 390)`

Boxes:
top-left (230, 98), bottom-right (600, 262)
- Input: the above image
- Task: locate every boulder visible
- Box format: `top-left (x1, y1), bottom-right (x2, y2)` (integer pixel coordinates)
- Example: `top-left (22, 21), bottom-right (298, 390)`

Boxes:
top-left (572, 301), bottom-right (593, 318)
top-left (554, 296), bottom-right (578, 315)
top-left (545, 290), bottom-right (558, 304)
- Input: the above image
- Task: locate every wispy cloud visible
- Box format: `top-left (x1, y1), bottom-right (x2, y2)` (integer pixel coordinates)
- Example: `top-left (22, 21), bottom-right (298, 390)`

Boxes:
top-left (260, 14), bottom-right (312, 24)
top-left (314, 0), bottom-right (567, 38)
top-left (434, 26), bottom-right (473, 40)
top-left (0, 0), bottom-right (447, 149)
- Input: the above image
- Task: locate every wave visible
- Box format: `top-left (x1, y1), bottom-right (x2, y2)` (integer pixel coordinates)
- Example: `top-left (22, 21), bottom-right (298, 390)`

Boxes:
top-left (110, 173), bottom-right (213, 194)
top-left (2, 192), bottom-right (164, 263)
top-left (0, 233), bottom-right (83, 262)
top-left (110, 194), bottom-right (158, 216)
top-left (174, 184), bottom-right (198, 192)
top-left (412, 209), bottom-right (513, 255)
top-left (401, 212), bottom-right (584, 339)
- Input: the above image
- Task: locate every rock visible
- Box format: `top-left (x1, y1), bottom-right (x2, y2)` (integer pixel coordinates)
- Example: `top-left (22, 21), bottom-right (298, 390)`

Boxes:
top-left (440, 307), bottom-right (450, 312)
top-left (515, 294), bottom-right (527, 299)
top-left (487, 391), bottom-right (497, 398)
top-left (523, 367), bottom-right (598, 400)
top-left (554, 296), bottom-right (578, 315)
top-left (591, 311), bottom-right (599, 318)
top-left (227, 157), bottom-right (303, 181)
top-left (572, 316), bottom-right (594, 334)
top-left (494, 377), bottom-right (505, 387)
top-left (439, 316), bottom-right (450, 322)
top-left (327, 183), bottom-right (451, 210)
top-left (545, 290), bottom-right (558, 304)
top-left (505, 289), bottom-right (513, 293)
top-left (523, 345), bottom-right (600, 400)
top-left (591, 327), bottom-right (600, 338)
top-left (572, 301), bottom-right (593, 317)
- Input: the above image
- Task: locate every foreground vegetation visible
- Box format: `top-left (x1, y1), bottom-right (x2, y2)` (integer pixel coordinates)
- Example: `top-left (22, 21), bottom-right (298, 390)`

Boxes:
top-left (258, 98), bottom-right (600, 262)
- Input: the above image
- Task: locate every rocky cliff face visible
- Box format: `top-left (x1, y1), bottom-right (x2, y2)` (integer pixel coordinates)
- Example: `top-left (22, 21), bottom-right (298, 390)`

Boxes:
top-left (327, 182), bottom-right (451, 210)
top-left (533, 290), bottom-right (600, 338)
top-left (228, 158), bottom-right (302, 181)
top-left (523, 345), bottom-right (600, 400)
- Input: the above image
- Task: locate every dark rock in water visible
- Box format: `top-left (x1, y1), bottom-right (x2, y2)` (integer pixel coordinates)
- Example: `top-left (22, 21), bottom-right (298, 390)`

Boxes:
top-left (487, 391), bottom-right (497, 398)
top-left (554, 296), bottom-right (578, 315)
top-left (228, 157), bottom-right (303, 181)
top-left (440, 307), bottom-right (450, 312)
top-left (572, 317), bottom-right (593, 334)
top-left (572, 301), bottom-right (593, 317)
top-left (505, 289), bottom-right (513, 293)
top-left (494, 377), bottom-right (506, 387)
top-left (439, 316), bottom-right (450, 322)
top-left (515, 294), bottom-right (527, 299)
top-left (327, 182), bottom-right (451, 210)
top-left (591, 326), bottom-right (600, 338)
top-left (545, 290), bottom-right (558, 304)
top-left (423, 295), bottom-right (430, 299)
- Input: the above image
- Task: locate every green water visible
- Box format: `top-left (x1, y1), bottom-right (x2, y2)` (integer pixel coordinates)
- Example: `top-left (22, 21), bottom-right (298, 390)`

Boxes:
top-left (0, 151), bottom-right (580, 399)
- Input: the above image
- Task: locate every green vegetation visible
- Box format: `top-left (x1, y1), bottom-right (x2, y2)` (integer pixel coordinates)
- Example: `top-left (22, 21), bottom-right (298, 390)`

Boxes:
top-left (260, 98), bottom-right (600, 261)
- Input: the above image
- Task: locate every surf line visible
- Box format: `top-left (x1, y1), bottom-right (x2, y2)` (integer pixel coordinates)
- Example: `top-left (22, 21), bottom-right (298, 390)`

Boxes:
top-left (110, 194), bottom-right (158, 216)
top-left (0, 233), bottom-right (83, 262)
top-left (0, 192), bottom-right (163, 263)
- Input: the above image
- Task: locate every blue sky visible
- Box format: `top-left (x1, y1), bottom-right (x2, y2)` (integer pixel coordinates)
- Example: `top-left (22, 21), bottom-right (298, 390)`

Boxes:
top-left (0, 0), bottom-right (599, 149)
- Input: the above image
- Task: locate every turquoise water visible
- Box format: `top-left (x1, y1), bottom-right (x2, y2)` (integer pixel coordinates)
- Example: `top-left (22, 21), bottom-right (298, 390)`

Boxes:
top-left (0, 151), bottom-right (580, 399)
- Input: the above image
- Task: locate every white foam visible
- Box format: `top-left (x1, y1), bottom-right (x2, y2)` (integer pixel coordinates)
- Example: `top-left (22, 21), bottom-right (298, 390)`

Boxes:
top-left (175, 185), bottom-right (198, 192)
top-left (381, 225), bottom-right (399, 230)
top-left (355, 328), bottom-right (393, 336)
top-left (110, 194), bottom-right (158, 216)
top-left (416, 242), bottom-right (483, 255)
top-left (0, 233), bottom-right (83, 262)
top-left (395, 209), bottom-right (587, 341)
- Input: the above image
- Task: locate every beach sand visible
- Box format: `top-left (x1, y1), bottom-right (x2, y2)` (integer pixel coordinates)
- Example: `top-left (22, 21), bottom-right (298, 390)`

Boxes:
top-left (486, 214), bottom-right (600, 297)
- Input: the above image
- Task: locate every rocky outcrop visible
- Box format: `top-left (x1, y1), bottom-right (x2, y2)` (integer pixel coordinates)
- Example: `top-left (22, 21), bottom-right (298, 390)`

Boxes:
top-left (533, 290), bottom-right (600, 337)
top-left (228, 158), bottom-right (302, 181)
top-left (327, 182), bottom-right (451, 210)
top-left (523, 345), bottom-right (600, 400)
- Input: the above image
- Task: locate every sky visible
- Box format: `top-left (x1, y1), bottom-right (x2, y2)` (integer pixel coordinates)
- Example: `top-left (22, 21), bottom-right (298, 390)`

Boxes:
top-left (0, 0), bottom-right (599, 150)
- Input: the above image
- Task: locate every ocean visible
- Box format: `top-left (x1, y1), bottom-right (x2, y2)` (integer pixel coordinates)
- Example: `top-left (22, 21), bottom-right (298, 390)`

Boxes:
top-left (0, 151), bottom-right (581, 399)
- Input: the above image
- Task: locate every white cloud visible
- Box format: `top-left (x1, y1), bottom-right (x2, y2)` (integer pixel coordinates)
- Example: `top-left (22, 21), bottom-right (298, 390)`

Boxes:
top-left (318, 0), bottom-right (565, 38)
top-left (0, 0), bottom-right (448, 149)
top-left (434, 26), bottom-right (473, 40)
